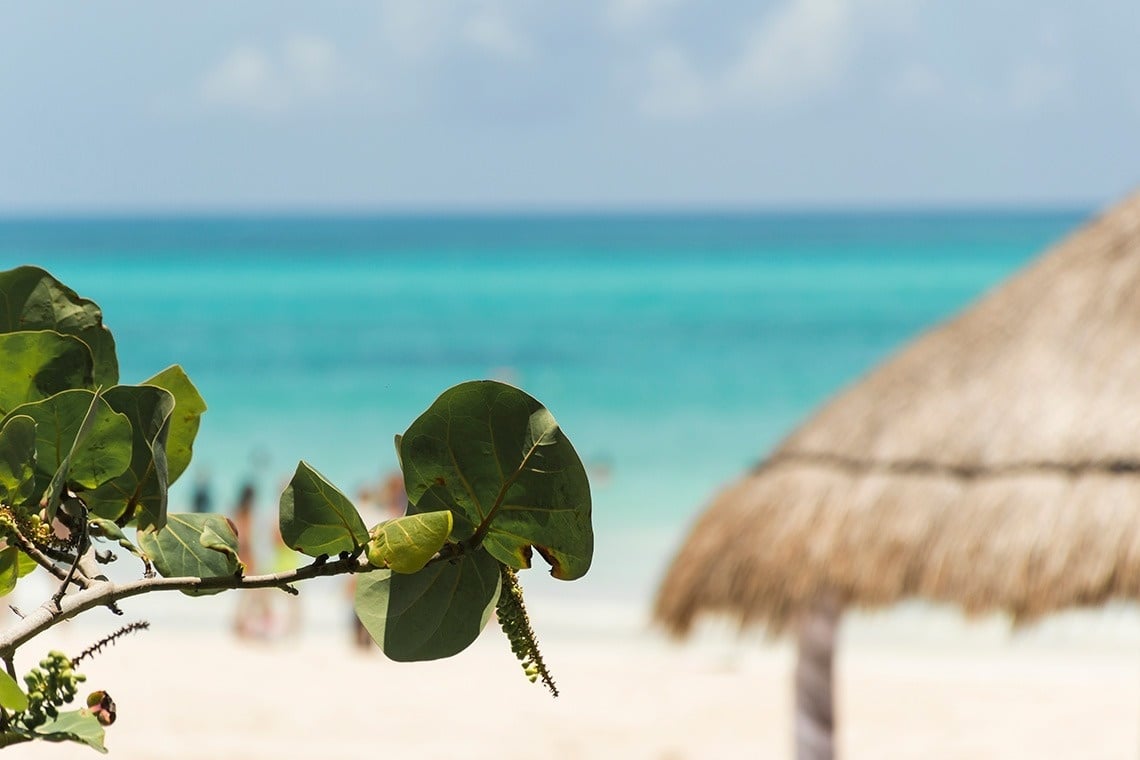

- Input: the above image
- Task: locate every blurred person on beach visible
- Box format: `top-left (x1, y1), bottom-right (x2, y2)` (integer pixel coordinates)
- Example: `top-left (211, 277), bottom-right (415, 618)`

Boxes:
top-left (349, 470), bottom-right (406, 649)
top-left (231, 482), bottom-right (274, 639)
top-left (191, 469), bottom-right (212, 513)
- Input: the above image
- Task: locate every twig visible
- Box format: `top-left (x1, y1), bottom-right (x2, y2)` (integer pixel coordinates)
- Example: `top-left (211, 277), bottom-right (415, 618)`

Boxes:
top-left (52, 503), bottom-right (90, 610)
top-left (71, 621), bottom-right (150, 668)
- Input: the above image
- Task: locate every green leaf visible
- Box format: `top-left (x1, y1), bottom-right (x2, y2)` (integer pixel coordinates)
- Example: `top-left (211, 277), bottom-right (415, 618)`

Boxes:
top-left (7, 390), bottom-right (132, 512)
top-left (199, 522), bottom-right (242, 570)
top-left (142, 365), bottom-right (206, 485)
top-left (0, 331), bottom-right (94, 416)
top-left (82, 385), bottom-right (174, 531)
top-left (0, 415), bottom-right (37, 507)
top-left (0, 266), bottom-right (118, 387)
top-left (399, 381), bottom-right (593, 580)
top-left (0, 547), bottom-right (23, 598)
top-left (30, 709), bottom-right (107, 753)
top-left (16, 552), bottom-right (36, 578)
top-left (136, 513), bottom-right (241, 595)
top-left (365, 511), bottom-right (453, 574)
top-left (354, 548), bottom-right (502, 661)
top-left (0, 669), bottom-right (27, 712)
top-left (279, 461), bottom-right (368, 558)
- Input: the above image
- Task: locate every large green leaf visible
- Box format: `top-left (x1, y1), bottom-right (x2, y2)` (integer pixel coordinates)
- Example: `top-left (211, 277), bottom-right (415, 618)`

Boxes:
top-left (365, 511), bottom-right (453, 574)
top-left (136, 513), bottom-right (241, 595)
top-left (0, 266), bottom-right (118, 387)
top-left (82, 385), bottom-right (174, 531)
top-left (7, 390), bottom-right (132, 507)
top-left (0, 670), bottom-right (27, 712)
top-left (0, 331), bottom-right (94, 416)
top-left (0, 415), bottom-right (37, 507)
top-left (399, 381), bottom-right (593, 580)
top-left (30, 709), bottom-right (107, 753)
top-left (354, 548), bottom-right (501, 661)
top-left (279, 461), bottom-right (368, 558)
top-left (142, 366), bottom-right (205, 485)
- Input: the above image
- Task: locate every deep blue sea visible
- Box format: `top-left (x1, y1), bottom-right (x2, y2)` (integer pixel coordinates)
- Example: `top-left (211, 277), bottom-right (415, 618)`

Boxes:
top-left (0, 211), bottom-right (1088, 611)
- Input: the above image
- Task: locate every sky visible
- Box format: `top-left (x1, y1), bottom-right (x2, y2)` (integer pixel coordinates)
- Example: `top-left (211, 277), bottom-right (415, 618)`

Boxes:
top-left (1, 0), bottom-right (1138, 213)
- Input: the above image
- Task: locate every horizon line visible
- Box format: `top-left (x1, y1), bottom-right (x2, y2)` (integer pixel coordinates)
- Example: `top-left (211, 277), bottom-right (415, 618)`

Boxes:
top-left (0, 200), bottom-right (1097, 222)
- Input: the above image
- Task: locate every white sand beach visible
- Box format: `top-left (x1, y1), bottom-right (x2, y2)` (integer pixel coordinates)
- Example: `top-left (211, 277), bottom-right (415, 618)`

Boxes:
top-left (2, 594), bottom-right (1139, 760)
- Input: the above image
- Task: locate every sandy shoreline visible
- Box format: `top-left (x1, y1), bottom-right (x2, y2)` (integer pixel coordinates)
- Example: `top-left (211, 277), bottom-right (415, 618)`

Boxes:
top-left (2, 602), bottom-right (1139, 760)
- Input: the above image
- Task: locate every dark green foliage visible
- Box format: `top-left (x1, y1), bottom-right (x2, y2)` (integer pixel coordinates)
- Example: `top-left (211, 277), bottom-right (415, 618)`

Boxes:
top-left (136, 514), bottom-right (242, 594)
top-left (279, 461), bottom-right (369, 558)
top-left (399, 381), bottom-right (593, 580)
top-left (0, 266), bottom-right (594, 753)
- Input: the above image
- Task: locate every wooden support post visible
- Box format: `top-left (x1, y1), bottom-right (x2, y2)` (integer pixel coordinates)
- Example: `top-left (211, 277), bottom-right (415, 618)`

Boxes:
top-left (794, 596), bottom-right (840, 760)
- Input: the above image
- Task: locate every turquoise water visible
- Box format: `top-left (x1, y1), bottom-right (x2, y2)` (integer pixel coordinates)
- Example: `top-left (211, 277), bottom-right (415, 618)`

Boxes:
top-left (0, 211), bottom-right (1087, 607)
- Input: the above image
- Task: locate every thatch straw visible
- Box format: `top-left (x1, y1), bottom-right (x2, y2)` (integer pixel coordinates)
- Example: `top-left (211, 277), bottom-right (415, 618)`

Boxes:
top-left (655, 191), bottom-right (1140, 634)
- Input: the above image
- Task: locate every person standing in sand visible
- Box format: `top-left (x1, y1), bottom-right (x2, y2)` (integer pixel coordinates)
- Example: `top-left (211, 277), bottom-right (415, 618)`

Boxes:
top-left (231, 483), bottom-right (272, 639)
top-left (349, 470), bottom-right (406, 649)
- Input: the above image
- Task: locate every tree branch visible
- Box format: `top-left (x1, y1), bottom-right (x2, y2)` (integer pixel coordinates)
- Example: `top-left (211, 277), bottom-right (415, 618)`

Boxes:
top-left (3, 524), bottom-right (89, 591)
top-left (0, 554), bottom-right (382, 657)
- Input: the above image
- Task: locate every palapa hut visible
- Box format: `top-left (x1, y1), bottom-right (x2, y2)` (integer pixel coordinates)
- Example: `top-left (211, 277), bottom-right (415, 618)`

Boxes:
top-left (654, 190), bottom-right (1140, 759)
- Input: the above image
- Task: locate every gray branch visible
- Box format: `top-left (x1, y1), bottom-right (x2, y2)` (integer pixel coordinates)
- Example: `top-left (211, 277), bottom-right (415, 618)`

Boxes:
top-left (0, 555), bottom-right (379, 657)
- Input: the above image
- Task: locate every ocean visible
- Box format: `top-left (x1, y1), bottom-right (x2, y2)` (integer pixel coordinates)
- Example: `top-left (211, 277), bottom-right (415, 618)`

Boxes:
top-left (0, 211), bottom-right (1088, 616)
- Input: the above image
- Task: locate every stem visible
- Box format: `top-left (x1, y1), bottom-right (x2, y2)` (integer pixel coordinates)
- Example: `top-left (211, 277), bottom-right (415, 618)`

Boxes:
top-left (468, 438), bottom-right (544, 548)
top-left (52, 505), bottom-right (90, 609)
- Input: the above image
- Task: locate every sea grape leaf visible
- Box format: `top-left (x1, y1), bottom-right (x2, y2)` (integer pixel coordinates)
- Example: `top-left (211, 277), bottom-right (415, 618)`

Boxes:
top-left (0, 669), bottom-right (27, 712)
top-left (365, 511), bottom-right (453, 574)
top-left (7, 389), bottom-right (132, 512)
top-left (136, 513), bottom-right (241, 595)
top-left (16, 552), bottom-right (35, 578)
top-left (42, 390), bottom-right (110, 518)
top-left (354, 547), bottom-right (501, 661)
top-left (142, 365), bottom-right (205, 485)
top-left (29, 709), bottom-right (107, 753)
top-left (0, 550), bottom-right (39, 602)
top-left (0, 266), bottom-right (118, 387)
top-left (0, 547), bottom-right (23, 598)
top-left (279, 461), bottom-right (368, 558)
top-left (0, 415), bottom-right (37, 507)
top-left (399, 381), bottom-right (593, 580)
top-left (199, 521), bottom-right (242, 569)
top-left (82, 385), bottom-right (174, 531)
top-left (0, 331), bottom-right (94, 416)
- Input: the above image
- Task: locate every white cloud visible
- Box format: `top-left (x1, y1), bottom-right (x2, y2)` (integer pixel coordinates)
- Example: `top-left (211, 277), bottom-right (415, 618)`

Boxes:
top-left (724, 0), bottom-right (854, 104)
top-left (200, 47), bottom-right (285, 112)
top-left (199, 36), bottom-right (344, 113)
top-left (636, 0), bottom-right (920, 119)
top-left (285, 36), bottom-right (340, 94)
top-left (1005, 12), bottom-right (1072, 114)
top-left (463, 9), bottom-right (532, 61)
top-left (377, 0), bottom-right (534, 64)
top-left (377, 1), bottom-right (452, 60)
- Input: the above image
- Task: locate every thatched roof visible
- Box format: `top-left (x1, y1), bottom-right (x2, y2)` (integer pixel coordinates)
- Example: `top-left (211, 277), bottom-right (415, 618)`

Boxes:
top-left (656, 191), bottom-right (1140, 634)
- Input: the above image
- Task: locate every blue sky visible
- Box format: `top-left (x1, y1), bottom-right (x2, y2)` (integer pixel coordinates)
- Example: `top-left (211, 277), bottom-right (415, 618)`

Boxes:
top-left (1, 1), bottom-right (1138, 212)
